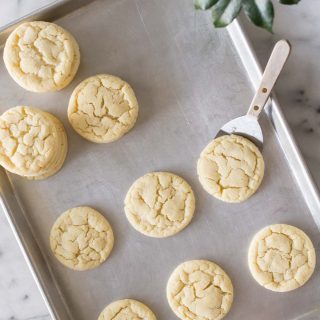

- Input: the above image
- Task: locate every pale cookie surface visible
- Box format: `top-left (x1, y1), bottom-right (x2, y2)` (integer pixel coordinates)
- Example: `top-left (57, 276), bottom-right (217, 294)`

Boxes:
top-left (167, 260), bottom-right (233, 320)
top-left (0, 106), bottom-right (67, 179)
top-left (124, 172), bottom-right (195, 238)
top-left (68, 74), bottom-right (139, 143)
top-left (3, 21), bottom-right (80, 92)
top-left (248, 224), bottom-right (316, 292)
top-left (50, 207), bottom-right (114, 271)
top-left (197, 134), bottom-right (264, 203)
top-left (98, 299), bottom-right (157, 320)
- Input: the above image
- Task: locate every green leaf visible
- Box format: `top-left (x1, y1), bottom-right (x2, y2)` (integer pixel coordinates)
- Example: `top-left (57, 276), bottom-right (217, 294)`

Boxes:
top-left (242, 0), bottom-right (274, 33)
top-left (195, 0), bottom-right (219, 10)
top-left (279, 0), bottom-right (300, 4)
top-left (211, 0), bottom-right (242, 28)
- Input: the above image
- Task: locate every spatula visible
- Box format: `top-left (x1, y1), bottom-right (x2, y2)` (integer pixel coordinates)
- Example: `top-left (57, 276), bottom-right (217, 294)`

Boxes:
top-left (215, 40), bottom-right (291, 149)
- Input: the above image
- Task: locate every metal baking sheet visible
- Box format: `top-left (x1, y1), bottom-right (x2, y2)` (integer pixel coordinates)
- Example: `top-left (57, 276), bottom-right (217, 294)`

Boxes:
top-left (0, 0), bottom-right (320, 319)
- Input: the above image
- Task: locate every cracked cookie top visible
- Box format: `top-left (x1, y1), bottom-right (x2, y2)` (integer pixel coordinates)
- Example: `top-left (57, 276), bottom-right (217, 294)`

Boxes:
top-left (197, 134), bottom-right (264, 203)
top-left (0, 106), bottom-right (66, 178)
top-left (167, 260), bottom-right (233, 320)
top-left (68, 74), bottom-right (139, 143)
top-left (248, 224), bottom-right (316, 292)
top-left (124, 172), bottom-right (195, 238)
top-left (3, 21), bottom-right (80, 92)
top-left (50, 206), bottom-right (114, 271)
top-left (98, 299), bottom-right (157, 320)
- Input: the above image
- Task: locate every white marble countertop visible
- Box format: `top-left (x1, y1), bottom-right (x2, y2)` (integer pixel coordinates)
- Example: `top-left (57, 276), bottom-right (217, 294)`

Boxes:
top-left (0, 1), bottom-right (319, 319)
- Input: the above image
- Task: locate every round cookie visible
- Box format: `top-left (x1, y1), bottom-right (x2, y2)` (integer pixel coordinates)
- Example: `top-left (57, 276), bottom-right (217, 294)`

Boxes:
top-left (3, 21), bottom-right (80, 92)
top-left (68, 74), bottom-right (139, 143)
top-left (0, 106), bottom-right (67, 179)
top-left (197, 134), bottom-right (264, 203)
top-left (248, 224), bottom-right (316, 292)
top-left (98, 299), bottom-right (157, 320)
top-left (167, 260), bottom-right (233, 320)
top-left (50, 206), bottom-right (114, 271)
top-left (124, 172), bottom-right (195, 238)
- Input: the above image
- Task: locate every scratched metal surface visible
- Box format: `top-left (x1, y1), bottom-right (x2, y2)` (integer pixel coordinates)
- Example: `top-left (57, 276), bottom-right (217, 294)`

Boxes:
top-left (0, 0), bottom-right (320, 319)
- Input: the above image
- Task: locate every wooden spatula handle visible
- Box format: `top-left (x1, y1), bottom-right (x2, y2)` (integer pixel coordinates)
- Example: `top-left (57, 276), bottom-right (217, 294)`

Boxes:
top-left (247, 40), bottom-right (291, 118)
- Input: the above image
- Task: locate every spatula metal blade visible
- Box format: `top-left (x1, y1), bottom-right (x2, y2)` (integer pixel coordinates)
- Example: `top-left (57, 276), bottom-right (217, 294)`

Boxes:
top-left (215, 115), bottom-right (263, 149)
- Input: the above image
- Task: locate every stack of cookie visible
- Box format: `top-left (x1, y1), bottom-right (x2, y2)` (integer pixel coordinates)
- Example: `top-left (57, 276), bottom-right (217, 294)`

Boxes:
top-left (0, 106), bottom-right (67, 179)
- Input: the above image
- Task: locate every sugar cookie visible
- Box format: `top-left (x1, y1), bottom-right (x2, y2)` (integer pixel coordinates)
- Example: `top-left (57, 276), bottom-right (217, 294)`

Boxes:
top-left (124, 172), bottom-right (195, 238)
top-left (197, 134), bottom-right (264, 203)
top-left (248, 224), bottom-right (316, 292)
top-left (167, 260), bottom-right (233, 320)
top-left (0, 106), bottom-right (67, 179)
top-left (50, 206), bottom-right (114, 271)
top-left (98, 299), bottom-right (156, 320)
top-left (3, 21), bottom-right (80, 92)
top-left (68, 74), bottom-right (139, 143)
